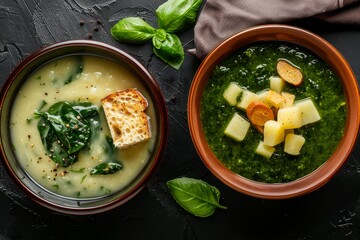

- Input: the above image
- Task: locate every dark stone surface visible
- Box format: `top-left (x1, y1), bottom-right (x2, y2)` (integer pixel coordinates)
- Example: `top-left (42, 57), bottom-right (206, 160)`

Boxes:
top-left (0, 0), bottom-right (359, 239)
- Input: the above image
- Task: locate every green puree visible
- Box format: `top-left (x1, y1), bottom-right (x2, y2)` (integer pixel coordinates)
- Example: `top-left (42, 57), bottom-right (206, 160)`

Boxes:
top-left (200, 42), bottom-right (346, 183)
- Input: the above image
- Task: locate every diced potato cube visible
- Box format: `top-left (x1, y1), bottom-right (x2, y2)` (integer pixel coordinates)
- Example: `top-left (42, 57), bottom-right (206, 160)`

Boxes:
top-left (284, 133), bottom-right (305, 155)
top-left (277, 106), bottom-right (302, 129)
top-left (280, 92), bottom-right (295, 108)
top-left (265, 90), bottom-right (285, 108)
top-left (224, 113), bottom-right (250, 142)
top-left (263, 120), bottom-right (285, 146)
top-left (223, 82), bottom-right (243, 106)
top-left (294, 98), bottom-right (321, 126)
top-left (256, 89), bottom-right (273, 107)
top-left (270, 76), bottom-right (285, 93)
top-left (236, 90), bottom-right (260, 110)
top-left (255, 141), bottom-right (275, 158)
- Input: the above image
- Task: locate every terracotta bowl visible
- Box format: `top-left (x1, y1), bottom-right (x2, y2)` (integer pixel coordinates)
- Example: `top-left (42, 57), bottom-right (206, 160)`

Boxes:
top-left (188, 24), bottom-right (360, 199)
top-left (0, 40), bottom-right (168, 214)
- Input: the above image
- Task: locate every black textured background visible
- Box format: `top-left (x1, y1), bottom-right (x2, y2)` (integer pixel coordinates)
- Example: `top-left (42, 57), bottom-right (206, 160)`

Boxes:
top-left (0, 1), bottom-right (360, 239)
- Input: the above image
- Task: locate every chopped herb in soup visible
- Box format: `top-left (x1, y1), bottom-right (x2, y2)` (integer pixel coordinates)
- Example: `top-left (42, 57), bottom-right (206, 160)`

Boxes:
top-left (201, 42), bottom-right (346, 183)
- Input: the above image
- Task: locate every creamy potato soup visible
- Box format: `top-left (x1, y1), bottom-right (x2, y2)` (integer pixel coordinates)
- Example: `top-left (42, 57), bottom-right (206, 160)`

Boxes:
top-left (10, 55), bottom-right (156, 198)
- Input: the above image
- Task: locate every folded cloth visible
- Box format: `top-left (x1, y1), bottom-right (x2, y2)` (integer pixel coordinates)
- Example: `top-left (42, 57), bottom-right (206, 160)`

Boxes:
top-left (192, 0), bottom-right (360, 59)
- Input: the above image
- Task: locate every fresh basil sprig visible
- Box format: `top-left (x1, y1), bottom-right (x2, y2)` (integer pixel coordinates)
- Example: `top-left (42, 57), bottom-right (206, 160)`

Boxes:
top-left (156, 0), bottom-right (203, 33)
top-left (111, 17), bottom-right (156, 44)
top-left (153, 33), bottom-right (184, 70)
top-left (167, 177), bottom-right (227, 217)
top-left (110, 0), bottom-right (203, 69)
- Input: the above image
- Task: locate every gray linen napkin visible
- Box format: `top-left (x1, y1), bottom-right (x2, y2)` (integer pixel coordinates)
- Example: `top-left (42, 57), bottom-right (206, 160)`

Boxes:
top-left (192, 0), bottom-right (360, 59)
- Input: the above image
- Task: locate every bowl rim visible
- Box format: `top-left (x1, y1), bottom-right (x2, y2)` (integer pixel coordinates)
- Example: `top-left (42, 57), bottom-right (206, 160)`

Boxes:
top-left (188, 24), bottom-right (360, 199)
top-left (0, 40), bottom-right (168, 214)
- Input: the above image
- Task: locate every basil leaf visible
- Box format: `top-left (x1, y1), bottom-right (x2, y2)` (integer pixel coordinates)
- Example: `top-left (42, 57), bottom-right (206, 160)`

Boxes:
top-left (167, 177), bottom-right (227, 217)
top-left (152, 29), bottom-right (167, 49)
top-left (156, 0), bottom-right (203, 33)
top-left (90, 162), bottom-right (123, 175)
top-left (153, 33), bottom-right (184, 69)
top-left (111, 17), bottom-right (156, 44)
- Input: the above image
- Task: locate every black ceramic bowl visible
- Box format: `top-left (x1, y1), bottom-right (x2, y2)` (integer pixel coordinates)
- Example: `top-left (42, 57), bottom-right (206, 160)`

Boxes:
top-left (0, 40), bottom-right (168, 214)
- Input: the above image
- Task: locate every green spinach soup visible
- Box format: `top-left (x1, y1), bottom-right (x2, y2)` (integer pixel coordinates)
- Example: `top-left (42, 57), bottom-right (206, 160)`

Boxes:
top-left (201, 42), bottom-right (346, 183)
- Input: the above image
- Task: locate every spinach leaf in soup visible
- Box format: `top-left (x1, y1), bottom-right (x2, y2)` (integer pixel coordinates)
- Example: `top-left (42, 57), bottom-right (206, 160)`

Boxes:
top-left (49, 56), bottom-right (84, 85)
top-left (90, 136), bottom-right (123, 175)
top-left (64, 56), bottom-right (83, 85)
top-left (90, 162), bottom-right (123, 175)
top-left (72, 102), bottom-right (99, 118)
top-left (35, 101), bottom-right (98, 167)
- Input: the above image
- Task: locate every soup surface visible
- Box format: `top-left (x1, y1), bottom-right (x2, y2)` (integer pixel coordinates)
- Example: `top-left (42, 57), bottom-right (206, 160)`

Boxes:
top-left (201, 42), bottom-right (346, 183)
top-left (10, 55), bottom-right (156, 198)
